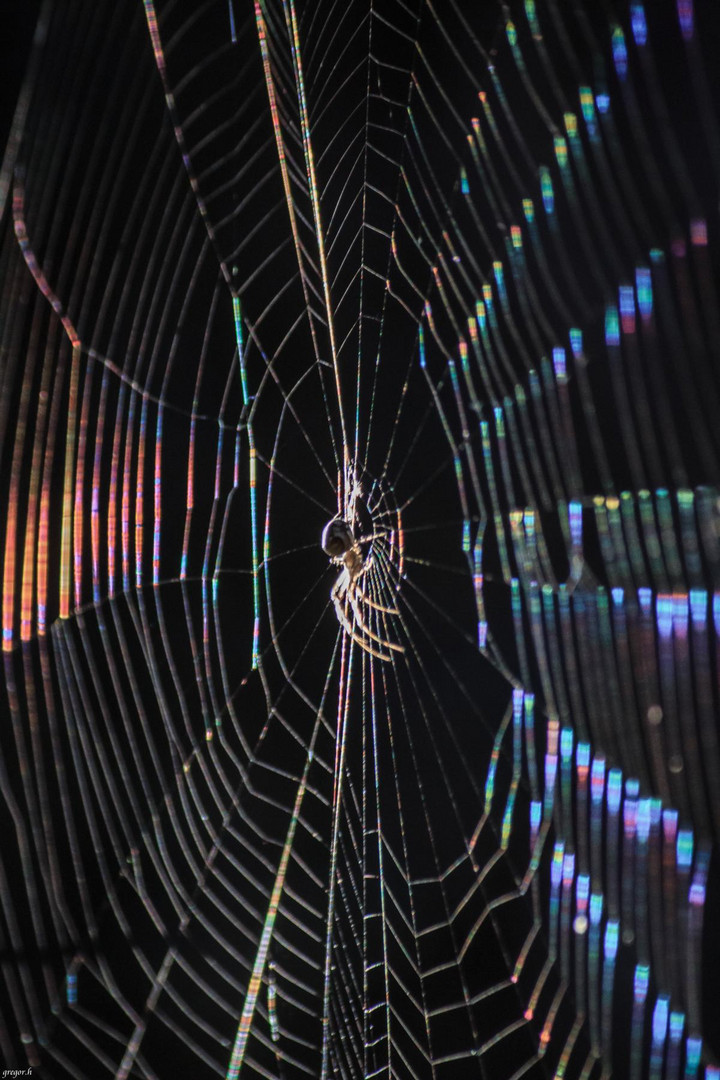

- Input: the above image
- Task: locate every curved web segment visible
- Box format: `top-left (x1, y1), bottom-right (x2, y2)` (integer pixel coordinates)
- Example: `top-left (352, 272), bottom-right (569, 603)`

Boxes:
top-left (0, 2), bottom-right (719, 1079)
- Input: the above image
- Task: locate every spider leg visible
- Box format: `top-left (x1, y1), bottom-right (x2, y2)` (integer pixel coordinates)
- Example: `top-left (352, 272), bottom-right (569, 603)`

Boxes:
top-left (355, 555), bottom-right (400, 614)
top-left (332, 588), bottom-right (394, 661)
top-left (348, 625), bottom-right (395, 663)
top-left (346, 584), bottom-right (404, 654)
top-left (331, 581), bottom-right (400, 661)
top-left (353, 585), bottom-right (398, 615)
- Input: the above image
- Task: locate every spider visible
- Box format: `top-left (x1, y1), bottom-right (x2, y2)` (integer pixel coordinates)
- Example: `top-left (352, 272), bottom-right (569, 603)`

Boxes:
top-left (321, 517), bottom-right (403, 662)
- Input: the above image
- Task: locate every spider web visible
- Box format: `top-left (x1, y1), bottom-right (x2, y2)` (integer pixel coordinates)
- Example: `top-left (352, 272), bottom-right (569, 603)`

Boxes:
top-left (1, 1), bottom-right (720, 1077)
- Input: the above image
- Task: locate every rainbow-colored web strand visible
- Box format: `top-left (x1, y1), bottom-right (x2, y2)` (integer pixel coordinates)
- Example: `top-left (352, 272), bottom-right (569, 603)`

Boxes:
top-left (232, 297), bottom-right (260, 668)
top-left (4, 180), bottom-right (82, 649)
top-left (226, 711), bottom-right (325, 1079)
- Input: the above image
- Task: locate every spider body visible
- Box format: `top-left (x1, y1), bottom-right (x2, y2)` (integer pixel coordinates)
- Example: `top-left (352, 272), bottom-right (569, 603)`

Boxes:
top-left (321, 518), bottom-right (354, 559)
top-left (322, 517), bottom-right (403, 661)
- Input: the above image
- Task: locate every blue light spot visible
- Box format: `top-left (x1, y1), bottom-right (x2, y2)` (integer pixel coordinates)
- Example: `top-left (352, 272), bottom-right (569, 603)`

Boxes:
top-left (636, 266), bottom-right (653, 316)
top-left (605, 305), bottom-right (620, 346)
top-left (590, 892), bottom-right (603, 924)
top-left (619, 284), bottom-right (634, 320)
top-left (612, 26), bottom-right (628, 78)
top-left (669, 1011), bottom-right (684, 1041)
top-left (607, 768), bottom-right (622, 813)
top-left (657, 594), bottom-right (673, 639)
top-left (631, 3), bottom-right (647, 46)
top-left (633, 963), bottom-right (650, 1002)
top-left (569, 328), bottom-right (582, 357)
top-left (652, 995), bottom-right (669, 1044)
top-left (604, 919), bottom-right (619, 959)
top-left (677, 829), bottom-right (693, 870)
top-left (540, 167), bottom-right (554, 214)
top-left (678, 0), bottom-right (694, 42)
top-left (638, 587), bottom-right (653, 615)
top-left (689, 589), bottom-right (706, 624)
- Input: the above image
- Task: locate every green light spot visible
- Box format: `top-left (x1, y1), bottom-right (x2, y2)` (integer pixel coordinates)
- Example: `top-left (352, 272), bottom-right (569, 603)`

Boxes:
top-left (580, 87), bottom-right (594, 124)
top-left (564, 112), bottom-right (578, 139)
top-left (540, 166), bottom-right (554, 212)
